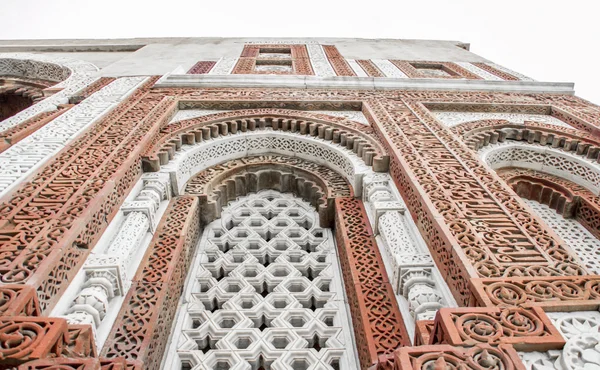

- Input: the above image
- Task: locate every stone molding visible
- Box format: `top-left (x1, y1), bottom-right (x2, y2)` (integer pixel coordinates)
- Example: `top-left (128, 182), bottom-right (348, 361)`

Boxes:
top-left (155, 73), bottom-right (574, 94)
top-left (334, 197), bottom-right (411, 368)
top-left (102, 196), bottom-right (201, 370)
top-left (60, 173), bottom-right (171, 345)
top-left (362, 173), bottom-right (455, 339)
top-left (184, 155), bottom-right (352, 227)
top-left (143, 108), bottom-right (388, 174)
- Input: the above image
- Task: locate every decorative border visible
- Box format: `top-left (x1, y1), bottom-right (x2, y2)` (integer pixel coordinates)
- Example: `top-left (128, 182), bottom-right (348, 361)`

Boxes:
top-left (334, 197), bottom-right (410, 368)
top-left (187, 61), bottom-right (216, 74)
top-left (231, 44), bottom-right (314, 75)
top-left (390, 60), bottom-right (483, 79)
top-left (322, 45), bottom-right (356, 76)
top-left (356, 60), bottom-right (385, 77)
top-left (102, 196), bottom-right (201, 370)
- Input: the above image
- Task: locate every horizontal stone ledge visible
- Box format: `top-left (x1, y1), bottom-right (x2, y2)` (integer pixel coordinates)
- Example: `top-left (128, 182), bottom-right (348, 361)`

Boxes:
top-left (0, 44), bottom-right (145, 52)
top-left (154, 73), bottom-right (575, 94)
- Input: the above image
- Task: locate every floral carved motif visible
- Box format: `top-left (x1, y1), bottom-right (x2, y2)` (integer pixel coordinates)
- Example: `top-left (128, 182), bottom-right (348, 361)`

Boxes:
top-left (0, 316), bottom-right (68, 367)
top-left (429, 307), bottom-right (564, 351)
top-left (394, 344), bottom-right (527, 370)
top-left (470, 276), bottom-right (600, 309)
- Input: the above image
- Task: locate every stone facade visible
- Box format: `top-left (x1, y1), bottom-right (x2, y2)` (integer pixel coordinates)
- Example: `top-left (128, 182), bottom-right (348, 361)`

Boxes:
top-left (0, 38), bottom-right (597, 370)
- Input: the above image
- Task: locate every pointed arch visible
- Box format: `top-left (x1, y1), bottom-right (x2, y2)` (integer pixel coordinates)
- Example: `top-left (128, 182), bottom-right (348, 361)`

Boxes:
top-left (142, 108), bottom-right (389, 173)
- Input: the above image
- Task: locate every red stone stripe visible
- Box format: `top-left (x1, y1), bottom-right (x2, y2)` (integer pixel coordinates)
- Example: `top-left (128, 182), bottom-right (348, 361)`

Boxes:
top-left (187, 61), bottom-right (216, 74)
top-left (334, 197), bottom-right (410, 369)
top-left (322, 45), bottom-right (356, 76)
top-left (356, 60), bottom-right (385, 77)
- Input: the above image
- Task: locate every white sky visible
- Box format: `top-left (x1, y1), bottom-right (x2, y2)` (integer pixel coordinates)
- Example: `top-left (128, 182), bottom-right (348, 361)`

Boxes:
top-left (1, 0), bottom-right (599, 104)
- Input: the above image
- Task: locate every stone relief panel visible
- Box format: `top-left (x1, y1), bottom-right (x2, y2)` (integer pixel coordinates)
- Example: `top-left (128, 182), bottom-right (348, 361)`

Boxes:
top-left (208, 58), bottom-right (239, 75)
top-left (162, 190), bottom-right (359, 370)
top-left (519, 311), bottom-right (600, 370)
top-left (4, 86), bottom-right (600, 369)
top-left (484, 62), bottom-right (535, 81)
top-left (371, 60), bottom-right (408, 78)
top-left (53, 173), bottom-right (172, 348)
top-left (306, 44), bottom-right (336, 77)
top-left (347, 59), bottom-right (368, 77)
top-left (0, 76), bottom-right (148, 198)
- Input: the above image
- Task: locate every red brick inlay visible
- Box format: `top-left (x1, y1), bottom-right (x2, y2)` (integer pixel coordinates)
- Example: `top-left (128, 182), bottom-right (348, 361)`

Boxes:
top-left (356, 60), bottom-right (385, 77)
top-left (102, 196), bottom-right (201, 370)
top-left (472, 62), bottom-right (520, 81)
top-left (187, 61), bottom-right (216, 74)
top-left (334, 197), bottom-right (410, 369)
top-left (232, 44), bottom-right (314, 75)
top-left (390, 60), bottom-right (482, 79)
top-left (322, 45), bottom-right (356, 76)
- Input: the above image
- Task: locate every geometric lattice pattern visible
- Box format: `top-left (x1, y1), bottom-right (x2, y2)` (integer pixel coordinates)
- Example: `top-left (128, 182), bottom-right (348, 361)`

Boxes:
top-left (525, 199), bottom-right (600, 275)
top-left (163, 190), bottom-right (358, 370)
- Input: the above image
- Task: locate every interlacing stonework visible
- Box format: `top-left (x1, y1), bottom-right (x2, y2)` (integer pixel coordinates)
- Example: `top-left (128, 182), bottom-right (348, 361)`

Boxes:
top-left (2, 77), bottom-right (600, 370)
top-left (163, 191), bottom-right (359, 370)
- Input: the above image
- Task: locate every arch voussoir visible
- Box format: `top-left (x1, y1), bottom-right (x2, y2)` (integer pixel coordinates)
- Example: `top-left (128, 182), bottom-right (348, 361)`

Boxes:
top-left (184, 155), bottom-right (352, 227)
top-left (142, 109), bottom-right (389, 173)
